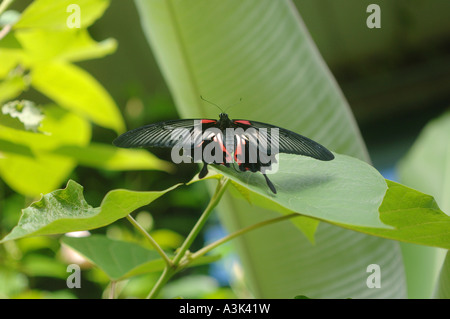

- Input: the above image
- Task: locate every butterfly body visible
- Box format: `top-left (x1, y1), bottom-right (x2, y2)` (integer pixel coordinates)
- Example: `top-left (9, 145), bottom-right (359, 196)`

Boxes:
top-left (113, 113), bottom-right (334, 194)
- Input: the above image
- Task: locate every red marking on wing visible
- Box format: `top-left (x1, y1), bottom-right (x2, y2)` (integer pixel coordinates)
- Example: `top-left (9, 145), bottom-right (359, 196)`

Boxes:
top-left (234, 137), bottom-right (245, 164)
top-left (234, 120), bottom-right (251, 126)
top-left (201, 119), bottom-right (217, 124)
top-left (213, 134), bottom-right (232, 163)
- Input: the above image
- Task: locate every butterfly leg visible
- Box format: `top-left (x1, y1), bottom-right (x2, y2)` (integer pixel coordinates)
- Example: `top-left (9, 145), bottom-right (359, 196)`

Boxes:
top-left (262, 173), bottom-right (277, 194)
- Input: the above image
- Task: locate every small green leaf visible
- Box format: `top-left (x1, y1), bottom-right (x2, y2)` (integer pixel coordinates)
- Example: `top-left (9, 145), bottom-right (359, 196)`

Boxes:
top-left (352, 180), bottom-right (450, 249)
top-left (61, 235), bottom-right (162, 281)
top-left (0, 180), bottom-right (181, 243)
top-left (14, 0), bottom-right (110, 30)
top-left (31, 62), bottom-right (125, 133)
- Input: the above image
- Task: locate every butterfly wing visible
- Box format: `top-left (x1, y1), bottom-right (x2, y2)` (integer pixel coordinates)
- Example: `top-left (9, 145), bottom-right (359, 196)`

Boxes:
top-left (113, 119), bottom-right (218, 149)
top-left (232, 119), bottom-right (334, 161)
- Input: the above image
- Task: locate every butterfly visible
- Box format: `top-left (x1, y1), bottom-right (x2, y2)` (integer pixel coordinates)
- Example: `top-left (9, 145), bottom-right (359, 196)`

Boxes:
top-left (113, 111), bottom-right (334, 194)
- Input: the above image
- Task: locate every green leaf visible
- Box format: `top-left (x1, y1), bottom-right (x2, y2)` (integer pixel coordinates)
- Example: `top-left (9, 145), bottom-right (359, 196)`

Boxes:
top-left (213, 153), bottom-right (388, 229)
top-left (15, 28), bottom-right (117, 64)
top-left (0, 105), bottom-right (91, 196)
top-left (61, 235), bottom-right (221, 281)
top-left (0, 50), bottom-right (22, 79)
top-left (0, 75), bottom-right (27, 103)
top-left (0, 180), bottom-right (181, 243)
top-left (134, 0), bottom-right (406, 298)
top-left (211, 162), bottom-right (450, 249)
top-left (14, 0), bottom-right (110, 30)
top-left (350, 180), bottom-right (450, 249)
top-left (61, 235), bottom-right (162, 281)
top-left (434, 251), bottom-right (450, 298)
top-left (31, 62), bottom-right (125, 133)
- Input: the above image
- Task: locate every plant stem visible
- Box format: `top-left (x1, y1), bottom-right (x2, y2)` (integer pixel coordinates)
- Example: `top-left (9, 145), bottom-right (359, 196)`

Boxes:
top-left (146, 266), bottom-right (174, 299)
top-left (183, 213), bottom-right (301, 266)
top-left (172, 177), bottom-right (230, 266)
top-left (146, 177), bottom-right (230, 299)
top-left (0, 0), bottom-right (14, 16)
top-left (109, 281), bottom-right (116, 299)
top-left (126, 214), bottom-right (172, 267)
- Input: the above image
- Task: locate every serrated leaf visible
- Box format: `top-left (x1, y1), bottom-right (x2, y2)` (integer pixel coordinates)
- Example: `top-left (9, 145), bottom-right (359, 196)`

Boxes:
top-left (0, 180), bottom-right (181, 243)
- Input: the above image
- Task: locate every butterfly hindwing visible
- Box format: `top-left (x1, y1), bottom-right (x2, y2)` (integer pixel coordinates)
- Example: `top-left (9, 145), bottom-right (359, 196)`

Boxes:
top-left (232, 119), bottom-right (334, 161)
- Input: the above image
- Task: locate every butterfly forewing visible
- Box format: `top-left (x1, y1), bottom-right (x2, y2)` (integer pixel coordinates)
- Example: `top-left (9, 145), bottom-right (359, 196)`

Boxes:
top-left (113, 119), bottom-right (217, 149)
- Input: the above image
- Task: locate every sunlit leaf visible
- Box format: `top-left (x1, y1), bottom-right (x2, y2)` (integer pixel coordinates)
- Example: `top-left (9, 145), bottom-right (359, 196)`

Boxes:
top-left (31, 62), bottom-right (125, 133)
top-left (0, 105), bottom-right (90, 196)
top-left (14, 0), bottom-right (110, 30)
top-left (15, 28), bottom-right (117, 64)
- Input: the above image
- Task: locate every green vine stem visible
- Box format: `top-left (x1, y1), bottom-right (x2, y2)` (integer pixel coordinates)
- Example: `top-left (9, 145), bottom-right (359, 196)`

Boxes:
top-left (146, 177), bottom-right (230, 299)
top-left (126, 214), bottom-right (172, 267)
top-left (144, 177), bottom-right (304, 299)
top-left (181, 213), bottom-right (300, 268)
top-left (172, 177), bottom-right (230, 266)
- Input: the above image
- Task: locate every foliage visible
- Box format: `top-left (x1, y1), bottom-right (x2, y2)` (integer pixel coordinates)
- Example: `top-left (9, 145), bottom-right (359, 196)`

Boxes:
top-left (0, 0), bottom-right (449, 299)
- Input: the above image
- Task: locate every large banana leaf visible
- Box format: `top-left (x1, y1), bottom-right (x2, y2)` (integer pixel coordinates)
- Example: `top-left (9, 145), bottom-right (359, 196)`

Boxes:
top-left (134, 0), bottom-right (406, 298)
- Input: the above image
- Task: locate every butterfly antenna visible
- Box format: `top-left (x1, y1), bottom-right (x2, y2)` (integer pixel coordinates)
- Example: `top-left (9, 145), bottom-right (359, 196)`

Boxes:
top-left (224, 98), bottom-right (243, 113)
top-left (200, 95), bottom-right (224, 113)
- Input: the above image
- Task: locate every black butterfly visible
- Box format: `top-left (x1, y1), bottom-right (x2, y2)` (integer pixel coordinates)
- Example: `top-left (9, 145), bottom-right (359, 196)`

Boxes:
top-left (113, 112), bottom-right (334, 194)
